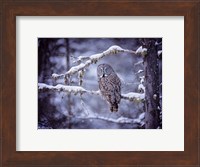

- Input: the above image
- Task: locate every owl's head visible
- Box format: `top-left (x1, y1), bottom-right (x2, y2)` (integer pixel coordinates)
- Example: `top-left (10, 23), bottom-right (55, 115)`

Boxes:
top-left (97, 64), bottom-right (114, 78)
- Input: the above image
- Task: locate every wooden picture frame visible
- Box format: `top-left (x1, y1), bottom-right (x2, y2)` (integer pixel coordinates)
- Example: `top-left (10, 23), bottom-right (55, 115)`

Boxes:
top-left (0, 0), bottom-right (199, 166)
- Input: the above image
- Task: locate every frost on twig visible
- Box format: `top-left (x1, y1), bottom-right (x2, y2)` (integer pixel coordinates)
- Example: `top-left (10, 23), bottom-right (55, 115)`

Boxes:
top-left (38, 83), bottom-right (145, 102)
top-left (52, 45), bottom-right (147, 80)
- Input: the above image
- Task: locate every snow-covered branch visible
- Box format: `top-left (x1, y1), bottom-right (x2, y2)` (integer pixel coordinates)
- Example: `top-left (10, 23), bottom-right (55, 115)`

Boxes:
top-left (138, 76), bottom-right (145, 93)
top-left (52, 45), bottom-right (147, 80)
top-left (121, 92), bottom-right (145, 102)
top-left (38, 83), bottom-right (100, 96)
top-left (38, 83), bottom-right (145, 102)
top-left (155, 41), bottom-right (162, 46)
top-left (77, 112), bottom-right (145, 126)
top-left (135, 46), bottom-right (147, 56)
top-left (135, 69), bottom-right (144, 75)
top-left (134, 60), bottom-right (143, 66)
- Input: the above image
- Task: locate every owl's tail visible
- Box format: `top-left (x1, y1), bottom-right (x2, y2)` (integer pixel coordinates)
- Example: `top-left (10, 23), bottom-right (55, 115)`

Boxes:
top-left (110, 103), bottom-right (118, 112)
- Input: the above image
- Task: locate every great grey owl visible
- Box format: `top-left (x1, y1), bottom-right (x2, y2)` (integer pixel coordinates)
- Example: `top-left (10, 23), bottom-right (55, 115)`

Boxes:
top-left (97, 64), bottom-right (121, 112)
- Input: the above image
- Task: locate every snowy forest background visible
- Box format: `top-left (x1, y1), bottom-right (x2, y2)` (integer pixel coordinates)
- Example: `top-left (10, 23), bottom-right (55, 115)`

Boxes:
top-left (38, 38), bottom-right (162, 129)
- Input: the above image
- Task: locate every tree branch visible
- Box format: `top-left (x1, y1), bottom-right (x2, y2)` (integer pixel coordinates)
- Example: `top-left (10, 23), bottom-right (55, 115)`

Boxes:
top-left (134, 60), bottom-right (143, 66)
top-left (77, 112), bottom-right (145, 126)
top-left (52, 45), bottom-right (147, 80)
top-left (38, 83), bottom-right (145, 102)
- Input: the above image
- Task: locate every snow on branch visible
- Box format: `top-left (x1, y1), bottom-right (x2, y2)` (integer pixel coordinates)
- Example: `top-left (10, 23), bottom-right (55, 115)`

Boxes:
top-left (77, 112), bottom-right (145, 125)
top-left (155, 41), bottom-right (162, 46)
top-left (52, 45), bottom-right (147, 80)
top-left (121, 92), bottom-right (145, 102)
top-left (135, 46), bottom-right (147, 56)
top-left (38, 83), bottom-right (100, 96)
top-left (38, 83), bottom-right (145, 102)
top-left (158, 50), bottom-right (162, 56)
top-left (135, 69), bottom-right (144, 75)
top-left (134, 60), bottom-right (143, 66)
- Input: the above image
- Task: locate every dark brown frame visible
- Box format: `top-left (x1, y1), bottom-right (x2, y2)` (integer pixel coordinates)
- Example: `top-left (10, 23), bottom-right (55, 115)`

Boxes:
top-left (0, 0), bottom-right (199, 166)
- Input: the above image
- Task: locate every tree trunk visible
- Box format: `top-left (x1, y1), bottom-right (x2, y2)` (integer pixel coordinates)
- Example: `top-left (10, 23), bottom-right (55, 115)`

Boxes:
top-left (142, 39), bottom-right (161, 129)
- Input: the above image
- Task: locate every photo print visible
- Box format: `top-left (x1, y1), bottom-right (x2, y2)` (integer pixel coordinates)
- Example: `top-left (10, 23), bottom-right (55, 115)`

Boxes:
top-left (38, 38), bottom-right (162, 129)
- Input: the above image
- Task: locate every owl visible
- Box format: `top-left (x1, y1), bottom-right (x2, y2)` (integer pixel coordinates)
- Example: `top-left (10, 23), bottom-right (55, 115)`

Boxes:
top-left (97, 64), bottom-right (121, 112)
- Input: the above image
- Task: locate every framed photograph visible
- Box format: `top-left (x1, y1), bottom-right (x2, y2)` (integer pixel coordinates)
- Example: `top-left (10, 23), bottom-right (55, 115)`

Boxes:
top-left (37, 37), bottom-right (161, 130)
top-left (1, 1), bottom-right (199, 166)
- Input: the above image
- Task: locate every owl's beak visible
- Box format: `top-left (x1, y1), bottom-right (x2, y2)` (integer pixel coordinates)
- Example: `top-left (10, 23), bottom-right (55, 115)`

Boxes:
top-left (102, 70), bottom-right (105, 77)
top-left (102, 67), bottom-right (107, 77)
